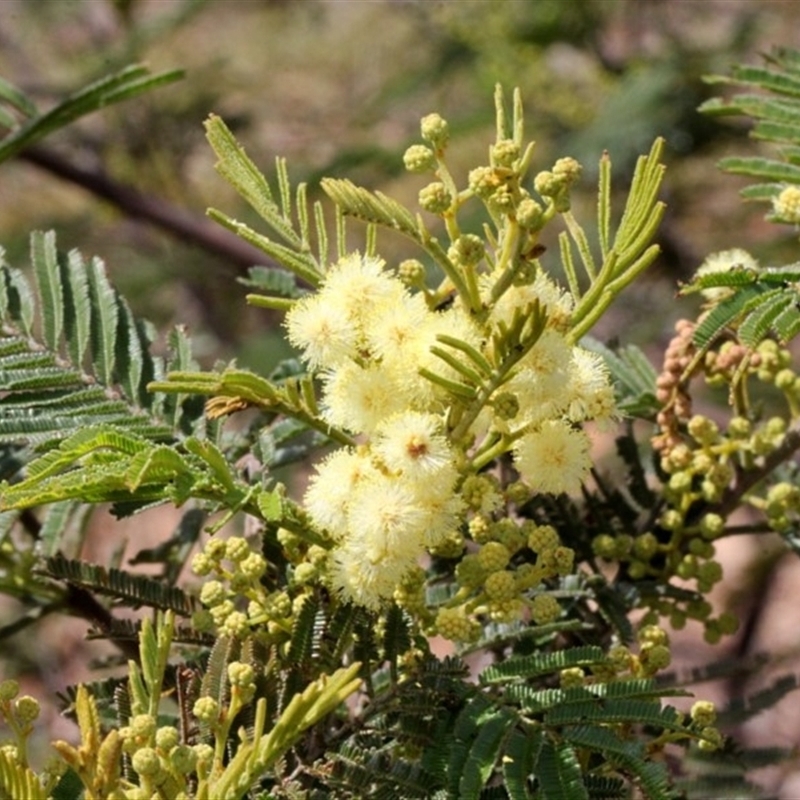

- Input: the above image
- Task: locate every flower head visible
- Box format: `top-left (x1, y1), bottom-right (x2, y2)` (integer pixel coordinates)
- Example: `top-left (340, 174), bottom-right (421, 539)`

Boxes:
top-left (514, 420), bottom-right (591, 495)
top-left (373, 411), bottom-right (454, 479)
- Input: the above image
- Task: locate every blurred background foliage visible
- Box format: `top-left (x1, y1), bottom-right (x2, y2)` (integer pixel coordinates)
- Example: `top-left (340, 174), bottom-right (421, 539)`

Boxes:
top-left (3, 0), bottom-right (800, 371)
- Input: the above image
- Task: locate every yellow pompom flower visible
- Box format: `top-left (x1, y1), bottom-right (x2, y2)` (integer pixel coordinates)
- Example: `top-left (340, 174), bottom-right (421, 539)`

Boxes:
top-left (514, 420), bottom-right (591, 495)
top-left (304, 448), bottom-right (378, 538)
top-left (373, 411), bottom-right (454, 479)
top-left (285, 293), bottom-right (358, 370)
top-left (321, 362), bottom-right (409, 434)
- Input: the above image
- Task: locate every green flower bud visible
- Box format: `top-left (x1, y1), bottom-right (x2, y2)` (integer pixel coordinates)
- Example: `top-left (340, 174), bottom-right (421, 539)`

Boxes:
top-left (220, 610), bottom-right (250, 638)
top-left (638, 625), bottom-right (669, 646)
top-left (477, 541), bottom-right (511, 572)
top-left (265, 591), bottom-right (292, 619)
top-left (210, 599), bottom-right (235, 625)
top-left (484, 570), bottom-right (517, 602)
top-left (696, 560), bottom-right (723, 587)
top-left (191, 552), bottom-right (214, 577)
top-left (487, 598), bottom-right (523, 623)
top-left (728, 416), bottom-right (751, 438)
top-left (240, 552), bottom-right (267, 580)
top-left (628, 560), bottom-right (648, 579)
top-left (688, 538), bottom-right (714, 558)
top-left (456, 553), bottom-right (486, 589)
top-left (515, 562), bottom-right (542, 591)
top-left (699, 513), bottom-right (724, 540)
top-left (609, 644), bottom-right (632, 672)
top-left (192, 697), bottom-right (220, 724)
top-left (131, 747), bottom-right (161, 777)
top-left (293, 561), bottom-right (317, 585)
top-left (155, 726), bottom-right (179, 752)
top-left (225, 537), bottom-right (250, 563)
top-left (435, 606), bottom-right (479, 642)
top-left (698, 725), bottom-right (724, 751)
top-left (419, 182), bottom-right (452, 214)
top-left (687, 415), bottom-right (719, 445)
top-left (0, 680), bottom-right (19, 701)
top-left (633, 532), bottom-right (659, 560)
top-left (429, 532), bottom-right (465, 559)
top-left (403, 144), bottom-right (437, 173)
top-left (420, 113), bottom-right (449, 148)
top-left (686, 599), bottom-right (713, 620)
top-left (488, 185), bottom-right (515, 213)
top-left (614, 534), bottom-right (634, 558)
top-left (690, 700), bottom-right (717, 727)
top-left (204, 538), bottom-right (227, 561)
top-left (516, 198), bottom-right (544, 231)
top-left (505, 481), bottom-right (530, 505)
top-left (131, 714), bottom-right (157, 741)
top-left (468, 166), bottom-right (500, 199)
top-left (668, 471), bottom-right (692, 493)
top-left (559, 667), bottom-right (585, 688)
top-left (552, 157), bottom-right (582, 184)
top-left (170, 744), bottom-right (197, 775)
top-left (228, 662), bottom-right (256, 689)
top-left (14, 696), bottom-right (39, 725)
top-left (591, 533), bottom-right (616, 559)
top-left (528, 524), bottom-right (560, 554)
top-left (397, 258), bottom-right (426, 288)
top-left (491, 139), bottom-right (520, 167)
top-left (659, 509), bottom-right (684, 531)
top-left (200, 580), bottom-right (227, 608)
top-left (530, 594), bottom-right (561, 625)
top-left (447, 234), bottom-right (485, 266)
top-left (717, 611), bottom-right (739, 635)
top-left (551, 546), bottom-right (575, 577)
top-left (533, 170), bottom-right (562, 198)
top-left (640, 643), bottom-right (671, 672)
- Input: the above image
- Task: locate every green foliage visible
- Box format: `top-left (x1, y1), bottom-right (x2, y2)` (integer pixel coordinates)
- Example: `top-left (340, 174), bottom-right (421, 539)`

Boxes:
top-left (702, 48), bottom-right (800, 201)
top-left (0, 65), bottom-right (183, 165)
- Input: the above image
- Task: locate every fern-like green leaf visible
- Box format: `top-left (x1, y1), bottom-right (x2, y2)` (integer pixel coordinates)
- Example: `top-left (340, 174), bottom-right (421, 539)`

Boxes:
top-left (320, 177), bottom-right (420, 239)
top-left (62, 247), bottom-right (92, 368)
top-left (87, 256), bottom-right (119, 387)
top-left (479, 645), bottom-right (607, 684)
top-left (535, 739), bottom-right (588, 800)
top-left (30, 230), bottom-right (64, 351)
top-left (457, 709), bottom-right (516, 800)
top-left (563, 726), bottom-right (672, 800)
top-left (0, 64), bottom-right (184, 164)
top-left (502, 725), bottom-right (541, 800)
top-left (43, 554), bottom-right (196, 615)
top-left (0, 748), bottom-right (48, 800)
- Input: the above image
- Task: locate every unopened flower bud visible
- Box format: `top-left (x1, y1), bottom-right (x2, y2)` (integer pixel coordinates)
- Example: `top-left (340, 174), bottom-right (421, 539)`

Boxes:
top-left (420, 113), bottom-right (450, 148)
top-left (419, 182), bottom-right (452, 214)
top-left (403, 144), bottom-right (437, 173)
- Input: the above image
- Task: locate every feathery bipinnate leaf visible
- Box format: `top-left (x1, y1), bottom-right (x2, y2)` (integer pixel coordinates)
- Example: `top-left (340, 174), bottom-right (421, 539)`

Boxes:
top-left (42, 554), bottom-right (196, 616)
top-left (0, 64), bottom-right (183, 165)
top-left (204, 115), bottom-right (324, 289)
top-left (566, 139), bottom-right (666, 343)
top-left (700, 47), bottom-right (800, 212)
top-left (0, 425), bottom-right (283, 525)
top-left (679, 264), bottom-right (800, 354)
top-left (0, 233), bottom-right (206, 452)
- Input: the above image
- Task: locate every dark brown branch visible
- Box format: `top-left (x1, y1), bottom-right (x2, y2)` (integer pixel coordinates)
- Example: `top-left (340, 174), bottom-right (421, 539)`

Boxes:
top-left (19, 144), bottom-right (273, 273)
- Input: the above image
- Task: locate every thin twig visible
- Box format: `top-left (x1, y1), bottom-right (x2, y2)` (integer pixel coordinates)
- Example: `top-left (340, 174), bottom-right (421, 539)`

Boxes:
top-left (19, 144), bottom-right (275, 273)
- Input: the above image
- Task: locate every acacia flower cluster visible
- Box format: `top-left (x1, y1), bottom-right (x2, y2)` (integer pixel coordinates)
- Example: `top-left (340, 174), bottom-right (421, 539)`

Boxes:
top-left (285, 245), bottom-right (617, 612)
